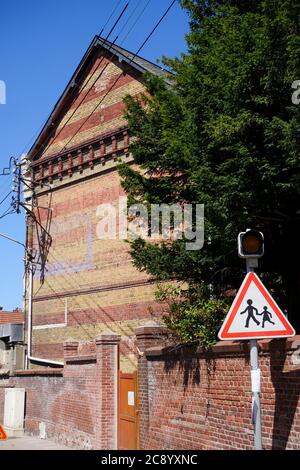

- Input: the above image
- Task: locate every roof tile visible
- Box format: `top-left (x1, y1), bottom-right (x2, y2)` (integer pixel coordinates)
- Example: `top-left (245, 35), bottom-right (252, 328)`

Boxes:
top-left (0, 311), bottom-right (24, 325)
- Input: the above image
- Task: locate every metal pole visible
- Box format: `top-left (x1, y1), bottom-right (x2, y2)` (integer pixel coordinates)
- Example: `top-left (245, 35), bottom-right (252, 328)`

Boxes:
top-left (26, 261), bottom-right (33, 369)
top-left (249, 339), bottom-right (262, 450)
top-left (246, 259), bottom-right (262, 450)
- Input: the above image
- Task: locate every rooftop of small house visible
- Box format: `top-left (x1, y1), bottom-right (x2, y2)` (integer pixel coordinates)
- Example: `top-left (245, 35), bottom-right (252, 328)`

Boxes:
top-left (0, 308), bottom-right (24, 325)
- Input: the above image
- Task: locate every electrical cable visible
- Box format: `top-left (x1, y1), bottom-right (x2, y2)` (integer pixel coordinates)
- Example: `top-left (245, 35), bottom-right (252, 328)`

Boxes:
top-left (101, 1), bottom-right (129, 41)
top-left (0, 156), bottom-right (17, 176)
top-left (27, 0), bottom-right (174, 271)
top-left (3, 0), bottom-right (129, 160)
top-left (114, 0), bottom-right (144, 40)
top-left (30, 2), bottom-right (130, 161)
top-left (0, 177), bottom-right (12, 200)
top-left (4, 1), bottom-right (176, 351)
top-left (119, 0), bottom-right (152, 44)
top-left (99, 0), bottom-right (125, 36)
top-left (30, 0), bottom-right (155, 161)
top-left (0, 191), bottom-right (12, 208)
top-left (0, 205), bottom-right (15, 221)
top-left (134, 0), bottom-right (176, 58)
top-left (54, 0), bottom-right (176, 156)
top-left (10, 0), bottom-right (176, 368)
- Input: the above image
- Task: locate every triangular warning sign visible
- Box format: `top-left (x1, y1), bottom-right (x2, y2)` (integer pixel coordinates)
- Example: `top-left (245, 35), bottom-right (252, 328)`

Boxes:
top-left (0, 424), bottom-right (7, 440)
top-left (219, 272), bottom-right (295, 340)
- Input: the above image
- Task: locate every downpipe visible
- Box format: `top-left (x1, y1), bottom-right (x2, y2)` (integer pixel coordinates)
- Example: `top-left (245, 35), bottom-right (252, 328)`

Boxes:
top-left (25, 262), bottom-right (63, 368)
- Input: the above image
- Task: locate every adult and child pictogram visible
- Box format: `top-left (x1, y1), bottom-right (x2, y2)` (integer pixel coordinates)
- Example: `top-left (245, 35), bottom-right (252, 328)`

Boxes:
top-left (240, 299), bottom-right (275, 328)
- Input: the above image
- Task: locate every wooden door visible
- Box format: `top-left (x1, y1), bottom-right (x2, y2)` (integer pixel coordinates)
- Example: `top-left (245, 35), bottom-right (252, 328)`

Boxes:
top-left (118, 371), bottom-right (139, 450)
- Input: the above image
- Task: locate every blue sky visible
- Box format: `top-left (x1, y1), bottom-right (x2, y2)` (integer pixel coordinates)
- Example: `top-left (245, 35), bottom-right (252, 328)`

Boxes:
top-left (0, 0), bottom-right (189, 310)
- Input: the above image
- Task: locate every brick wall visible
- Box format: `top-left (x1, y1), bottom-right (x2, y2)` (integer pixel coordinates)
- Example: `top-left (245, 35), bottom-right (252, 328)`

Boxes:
top-left (136, 325), bottom-right (300, 450)
top-left (0, 333), bottom-right (120, 450)
top-left (30, 170), bottom-right (163, 370)
top-left (1, 327), bottom-right (300, 449)
top-left (26, 47), bottom-right (164, 372)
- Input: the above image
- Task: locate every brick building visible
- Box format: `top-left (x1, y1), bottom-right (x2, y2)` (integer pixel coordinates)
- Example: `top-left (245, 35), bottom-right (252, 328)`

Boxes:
top-left (24, 36), bottom-right (169, 372)
top-left (1, 35), bottom-right (296, 453)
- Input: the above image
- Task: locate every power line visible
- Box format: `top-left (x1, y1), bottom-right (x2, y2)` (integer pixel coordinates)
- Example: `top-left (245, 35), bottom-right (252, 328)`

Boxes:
top-left (0, 191), bottom-right (12, 208)
top-left (114, 0), bottom-right (145, 40)
top-left (22, 0), bottom-right (166, 343)
top-left (134, 0), bottom-right (176, 57)
top-left (30, 2), bottom-right (130, 161)
top-left (101, 1), bottom-right (129, 40)
top-left (0, 156), bottom-right (17, 176)
top-left (11, 1), bottom-right (129, 160)
top-left (0, 204), bottom-right (15, 221)
top-left (0, 0), bottom-right (157, 305)
top-left (99, 0), bottom-right (125, 36)
top-left (18, 105), bottom-right (65, 158)
top-left (3, 0), bottom-right (176, 363)
top-left (29, 0), bottom-right (156, 161)
top-left (0, 178), bottom-right (12, 200)
top-left (0, 155), bottom-right (53, 281)
top-left (1, 0), bottom-right (175, 282)
top-left (119, 0), bottom-right (152, 44)
top-left (53, 0), bottom-right (175, 156)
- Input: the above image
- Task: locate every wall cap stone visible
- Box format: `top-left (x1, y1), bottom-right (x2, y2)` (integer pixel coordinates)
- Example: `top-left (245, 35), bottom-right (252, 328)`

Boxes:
top-left (65, 354), bottom-right (97, 364)
top-left (63, 339), bottom-right (79, 347)
top-left (135, 321), bottom-right (168, 337)
top-left (144, 335), bottom-right (300, 358)
top-left (95, 331), bottom-right (121, 345)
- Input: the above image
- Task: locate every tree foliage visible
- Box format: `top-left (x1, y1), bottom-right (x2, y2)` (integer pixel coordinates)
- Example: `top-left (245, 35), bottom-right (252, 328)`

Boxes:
top-left (118, 0), bottom-right (300, 342)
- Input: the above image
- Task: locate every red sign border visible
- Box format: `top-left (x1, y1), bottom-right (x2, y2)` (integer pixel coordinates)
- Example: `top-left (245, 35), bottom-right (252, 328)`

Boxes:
top-left (0, 424), bottom-right (7, 440)
top-left (219, 272), bottom-right (295, 340)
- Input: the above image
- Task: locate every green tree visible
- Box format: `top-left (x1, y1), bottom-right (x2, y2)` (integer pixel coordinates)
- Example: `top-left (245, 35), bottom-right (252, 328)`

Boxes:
top-left (118, 0), bottom-right (300, 342)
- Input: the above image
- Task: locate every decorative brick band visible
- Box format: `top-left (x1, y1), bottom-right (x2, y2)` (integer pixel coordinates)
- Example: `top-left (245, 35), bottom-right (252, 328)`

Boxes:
top-left (13, 369), bottom-right (63, 376)
top-left (63, 340), bottom-right (79, 357)
top-left (31, 127), bottom-right (130, 186)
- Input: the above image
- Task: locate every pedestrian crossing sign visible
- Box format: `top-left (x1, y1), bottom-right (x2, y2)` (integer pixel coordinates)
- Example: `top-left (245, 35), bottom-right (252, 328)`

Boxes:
top-left (218, 272), bottom-right (295, 340)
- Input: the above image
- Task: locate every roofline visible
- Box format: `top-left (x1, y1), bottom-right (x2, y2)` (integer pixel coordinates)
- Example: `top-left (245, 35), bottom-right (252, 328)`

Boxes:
top-left (99, 36), bottom-right (170, 75)
top-left (27, 35), bottom-right (171, 161)
top-left (27, 35), bottom-right (99, 161)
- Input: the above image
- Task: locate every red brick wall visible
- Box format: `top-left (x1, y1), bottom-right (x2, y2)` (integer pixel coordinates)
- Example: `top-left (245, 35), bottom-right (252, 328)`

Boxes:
top-left (2, 331), bottom-right (300, 450)
top-left (136, 327), bottom-right (300, 450)
top-left (8, 371), bottom-right (95, 449)
top-left (0, 334), bottom-right (120, 450)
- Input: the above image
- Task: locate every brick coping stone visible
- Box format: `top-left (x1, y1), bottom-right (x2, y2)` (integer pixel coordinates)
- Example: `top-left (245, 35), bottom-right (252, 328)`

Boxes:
top-left (145, 334), bottom-right (300, 358)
